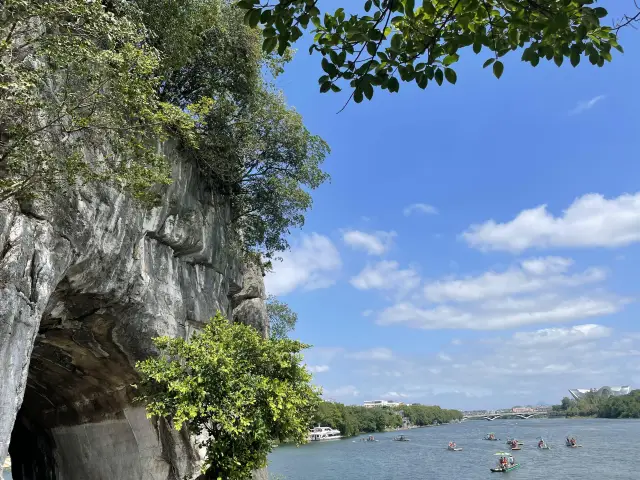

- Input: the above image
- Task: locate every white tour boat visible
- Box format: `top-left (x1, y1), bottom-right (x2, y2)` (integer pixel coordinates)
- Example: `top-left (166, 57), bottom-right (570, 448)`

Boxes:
top-left (308, 426), bottom-right (342, 441)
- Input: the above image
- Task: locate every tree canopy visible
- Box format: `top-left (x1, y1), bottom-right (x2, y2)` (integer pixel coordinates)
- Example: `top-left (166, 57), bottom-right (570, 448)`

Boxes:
top-left (135, 312), bottom-right (321, 479)
top-left (1, 0), bottom-right (329, 261)
top-left (237, 0), bottom-right (637, 106)
top-left (0, 0), bottom-right (194, 203)
top-left (552, 390), bottom-right (640, 418)
top-left (266, 295), bottom-right (299, 339)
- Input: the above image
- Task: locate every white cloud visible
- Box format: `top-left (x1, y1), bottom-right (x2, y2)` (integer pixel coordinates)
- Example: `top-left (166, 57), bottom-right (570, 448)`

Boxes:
top-left (424, 257), bottom-right (605, 303)
top-left (362, 309), bottom-right (374, 317)
top-left (347, 347), bottom-right (394, 361)
top-left (462, 192), bottom-right (640, 253)
top-left (308, 328), bottom-right (639, 408)
top-left (342, 230), bottom-right (396, 255)
top-left (265, 233), bottom-right (341, 295)
top-left (377, 295), bottom-right (626, 330)
top-left (308, 365), bottom-right (330, 373)
top-left (403, 203), bottom-right (438, 216)
top-left (451, 339), bottom-right (463, 346)
top-left (385, 391), bottom-right (409, 398)
top-left (351, 261), bottom-right (420, 293)
top-left (324, 385), bottom-right (359, 398)
top-left (569, 95), bottom-right (605, 115)
top-left (437, 352), bottom-right (452, 362)
top-left (511, 324), bottom-right (612, 347)
top-left (304, 347), bottom-right (344, 364)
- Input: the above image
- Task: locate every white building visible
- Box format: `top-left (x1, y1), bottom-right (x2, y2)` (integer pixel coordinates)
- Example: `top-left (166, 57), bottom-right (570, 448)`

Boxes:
top-left (363, 400), bottom-right (402, 408)
top-left (569, 386), bottom-right (631, 400)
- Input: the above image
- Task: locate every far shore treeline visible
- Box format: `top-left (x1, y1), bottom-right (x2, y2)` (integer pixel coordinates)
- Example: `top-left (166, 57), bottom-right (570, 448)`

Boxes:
top-left (552, 390), bottom-right (640, 418)
top-left (312, 401), bottom-right (463, 437)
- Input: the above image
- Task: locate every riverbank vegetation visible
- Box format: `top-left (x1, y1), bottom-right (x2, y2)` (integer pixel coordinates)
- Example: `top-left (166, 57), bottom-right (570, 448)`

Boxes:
top-left (312, 401), bottom-right (462, 437)
top-left (552, 390), bottom-right (640, 419)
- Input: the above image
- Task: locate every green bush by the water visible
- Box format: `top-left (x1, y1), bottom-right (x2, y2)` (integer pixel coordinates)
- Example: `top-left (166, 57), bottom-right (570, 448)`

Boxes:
top-left (552, 390), bottom-right (640, 418)
top-left (312, 401), bottom-right (463, 437)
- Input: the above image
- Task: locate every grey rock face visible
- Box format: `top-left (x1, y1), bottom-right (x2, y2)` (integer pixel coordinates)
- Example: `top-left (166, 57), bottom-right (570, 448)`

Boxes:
top-left (0, 143), bottom-right (266, 479)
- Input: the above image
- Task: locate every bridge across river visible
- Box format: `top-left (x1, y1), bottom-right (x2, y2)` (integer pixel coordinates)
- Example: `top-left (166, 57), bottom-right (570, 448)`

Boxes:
top-left (462, 411), bottom-right (547, 421)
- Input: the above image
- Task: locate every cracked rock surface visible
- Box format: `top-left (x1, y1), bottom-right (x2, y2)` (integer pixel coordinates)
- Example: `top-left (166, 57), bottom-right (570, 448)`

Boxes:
top-left (0, 144), bottom-right (267, 479)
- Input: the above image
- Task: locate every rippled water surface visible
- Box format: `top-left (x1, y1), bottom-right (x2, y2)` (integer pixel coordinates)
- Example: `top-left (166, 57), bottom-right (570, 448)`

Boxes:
top-left (268, 418), bottom-right (640, 479)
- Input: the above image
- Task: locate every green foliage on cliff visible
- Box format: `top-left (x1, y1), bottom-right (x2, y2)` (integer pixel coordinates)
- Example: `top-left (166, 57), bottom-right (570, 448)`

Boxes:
top-left (1, 0), bottom-right (328, 261)
top-left (266, 295), bottom-right (298, 339)
top-left (311, 401), bottom-right (462, 436)
top-left (135, 0), bottom-right (330, 260)
top-left (0, 0), bottom-right (194, 203)
top-left (135, 312), bottom-right (321, 479)
top-left (237, 0), bottom-right (633, 105)
top-left (553, 390), bottom-right (640, 418)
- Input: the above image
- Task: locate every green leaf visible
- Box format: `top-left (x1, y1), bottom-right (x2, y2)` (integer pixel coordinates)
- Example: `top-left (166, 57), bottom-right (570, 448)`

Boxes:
top-left (444, 68), bottom-right (457, 84)
top-left (434, 68), bottom-right (443, 86)
top-left (321, 57), bottom-right (333, 75)
top-left (320, 81), bottom-right (331, 93)
top-left (593, 7), bottom-right (607, 18)
top-left (367, 42), bottom-right (377, 56)
top-left (473, 42), bottom-right (482, 54)
top-left (354, 89), bottom-right (364, 103)
top-left (262, 37), bottom-right (277, 53)
top-left (364, 0), bottom-right (372, 12)
top-left (422, 0), bottom-right (436, 15)
top-left (391, 34), bottom-right (403, 52)
top-left (387, 77), bottom-right (400, 92)
top-left (405, 0), bottom-right (415, 17)
top-left (417, 73), bottom-right (428, 89)
top-left (363, 82), bottom-right (374, 100)
top-left (570, 50), bottom-right (580, 67)
top-left (554, 54), bottom-right (563, 67)
top-left (442, 54), bottom-right (459, 66)
top-left (249, 9), bottom-right (261, 28)
top-left (236, 0), bottom-right (254, 10)
top-left (483, 58), bottom-right (495, 68)
top-left (492, 60), bottom-right (504, 79)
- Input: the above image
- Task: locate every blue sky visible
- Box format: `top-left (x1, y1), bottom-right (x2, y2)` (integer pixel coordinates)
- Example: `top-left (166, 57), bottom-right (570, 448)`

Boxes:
top-left (265, 9), bottom-right (640, 410)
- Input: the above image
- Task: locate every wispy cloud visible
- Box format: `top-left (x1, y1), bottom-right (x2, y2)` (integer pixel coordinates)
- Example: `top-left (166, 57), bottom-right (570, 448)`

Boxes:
top-left (307, 365), bottom-right (330, 373)
top-left (265, 233), bottom-right (341, 295)
top-left (342, 230), bottom-right (396, 255)
top-left (569, 95), bottom-right (605, 115)
top-left (403, 203), bottom-right (438, 216)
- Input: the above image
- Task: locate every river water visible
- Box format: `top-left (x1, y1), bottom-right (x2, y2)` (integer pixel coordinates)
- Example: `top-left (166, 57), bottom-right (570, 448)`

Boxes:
top-left (268, 418), bottom-right (639, 479)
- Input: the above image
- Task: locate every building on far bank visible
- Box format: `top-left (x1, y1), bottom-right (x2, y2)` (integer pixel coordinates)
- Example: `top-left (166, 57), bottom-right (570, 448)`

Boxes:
top-left (569, 386), bottom-right (631, 400)
top-left (363, 400), bottom-right (402, 408)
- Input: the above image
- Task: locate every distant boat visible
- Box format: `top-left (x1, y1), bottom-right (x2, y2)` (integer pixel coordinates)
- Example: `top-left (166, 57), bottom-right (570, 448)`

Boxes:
top-left (308, 426), bottom-right (342, 441)
top-left (565, 435), bottom-right (582, 448)
top-left (393, 435), bottom-right (410, 442)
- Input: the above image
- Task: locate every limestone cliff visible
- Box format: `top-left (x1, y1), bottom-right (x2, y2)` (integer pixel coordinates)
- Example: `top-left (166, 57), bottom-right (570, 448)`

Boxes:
top-left (0, 142), bottom-right (268, 480)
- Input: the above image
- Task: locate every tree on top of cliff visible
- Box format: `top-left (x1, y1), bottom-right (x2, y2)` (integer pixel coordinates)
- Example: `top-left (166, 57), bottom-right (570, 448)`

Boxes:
top-left (136, 0), bottom-right (330, 261)
top-left (135, 312), bottom-right (320, 479)
top-left (0, 0), bottom-right (197, 203)
top-left (235, 0), bottom-right (637, 108)
top-left (2, 0), bottom-right (329, 264)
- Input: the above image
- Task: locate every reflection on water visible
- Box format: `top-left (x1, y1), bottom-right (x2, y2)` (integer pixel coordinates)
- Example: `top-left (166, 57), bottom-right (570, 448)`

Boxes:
top-left (268, 418), bottom-right (640, 479)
